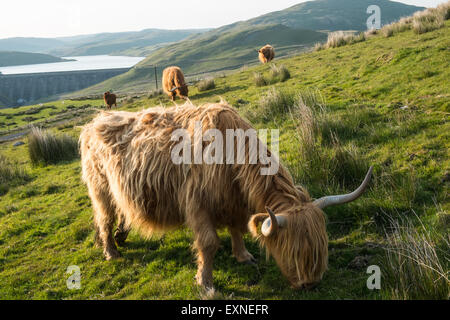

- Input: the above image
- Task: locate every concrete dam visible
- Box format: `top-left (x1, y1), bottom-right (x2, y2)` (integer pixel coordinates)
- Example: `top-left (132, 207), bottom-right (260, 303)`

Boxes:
top-left (0, 68), bottom-right (131, 107)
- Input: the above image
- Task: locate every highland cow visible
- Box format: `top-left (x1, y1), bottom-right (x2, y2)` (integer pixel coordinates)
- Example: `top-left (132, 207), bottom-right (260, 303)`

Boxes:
top-left (162, 66), bottom-right (189, 101)
top-left (80, 101), bottom-right (372, 290)
top-left (258, 45), bottom-right (275, 64)
top-left (103, 92), bottom-right (117, 110)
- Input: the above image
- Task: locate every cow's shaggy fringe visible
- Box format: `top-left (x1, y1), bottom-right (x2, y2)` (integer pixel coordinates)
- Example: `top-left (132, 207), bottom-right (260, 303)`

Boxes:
top-left (80, 101), bottom-right (328, 288)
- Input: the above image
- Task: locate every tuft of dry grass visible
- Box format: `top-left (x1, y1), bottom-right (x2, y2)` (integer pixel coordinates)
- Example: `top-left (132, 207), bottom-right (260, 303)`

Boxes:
top-left (382, 212), bottom-right (450, 300)
top-left (269, 64), bottom-right (291, 82)
top-left (28, 127), bottom-right (79, 165)
top-left (253, 72), bottom-right (267, 87)
top-left (0, 154), bottom-right (30, 195)
top-left (196, 78), bottom-right (216, 92)
top-left (412, 8), bottom-right (445, 34)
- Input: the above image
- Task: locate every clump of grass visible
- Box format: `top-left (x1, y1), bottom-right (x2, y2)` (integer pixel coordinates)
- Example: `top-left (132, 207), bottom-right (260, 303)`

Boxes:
top-left (288, 90), bottom-right (368, 189)
top-left (412, 8), bottom-right (445, 34)
top-left (253, 72), bottom-right (267, 87)
top-left (314, 42), bottom-right (325, 51)
top-left (323, 31), bottom-right (366, 49)
top-left (28, 127), bottom-right (79, 165)
top-left (269, 64), bottom-right (291, 82)
top-left (259, 87), bottom-right (295, 120)
top-left (0, 154), bottom-right (30, 195)
top-left (196, 78), bottom-right (216, 92)
top-left (382, 212), bottom-right (450, 300)
top-left (148, 89), bottom-right (163, 98)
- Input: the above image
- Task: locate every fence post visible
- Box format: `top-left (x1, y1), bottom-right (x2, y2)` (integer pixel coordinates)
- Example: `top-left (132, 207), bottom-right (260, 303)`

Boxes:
top-left (154, 66), bottom-right (158, 90)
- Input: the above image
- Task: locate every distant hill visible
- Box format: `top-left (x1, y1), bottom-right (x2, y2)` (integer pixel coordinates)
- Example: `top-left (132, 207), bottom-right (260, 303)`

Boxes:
top-left (243, 0), bottom-right (425, 31)
top-left (0, 51), bottom-right (72, 67)
top-left (0, 38), bottom-right (66, 53)
top-left (0, 29), bottom-right (209, 58)
top-left (47, 29), bottom-right (210, 57)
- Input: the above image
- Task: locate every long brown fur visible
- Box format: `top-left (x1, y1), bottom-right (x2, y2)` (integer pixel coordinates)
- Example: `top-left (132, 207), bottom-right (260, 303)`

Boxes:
top-left (80, 101), bottom-right (328, 289)
top-left (258, 44), bottom-right (275, 64)
top-left (162, 66), bottom-right (189, 101)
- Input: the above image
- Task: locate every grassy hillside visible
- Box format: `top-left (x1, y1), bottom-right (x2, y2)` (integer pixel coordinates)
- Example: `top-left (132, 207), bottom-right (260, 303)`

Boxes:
top-left (245, 0), bottom-right (424, 31)
top-left (0, 17), bottom-right (448, 300)
top-left (0, 51), bottom-right (72, 67)
top-left (76, 24), bottom-right (327, 94)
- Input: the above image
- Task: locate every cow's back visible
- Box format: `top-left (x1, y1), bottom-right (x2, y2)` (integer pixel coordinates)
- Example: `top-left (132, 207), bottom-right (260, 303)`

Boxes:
top-left (80, 103), bottom-right (254, 233)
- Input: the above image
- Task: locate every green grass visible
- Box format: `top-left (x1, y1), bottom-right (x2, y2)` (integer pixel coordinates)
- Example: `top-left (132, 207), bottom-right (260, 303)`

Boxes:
top-left (0, 20), bottom-right (448, 300)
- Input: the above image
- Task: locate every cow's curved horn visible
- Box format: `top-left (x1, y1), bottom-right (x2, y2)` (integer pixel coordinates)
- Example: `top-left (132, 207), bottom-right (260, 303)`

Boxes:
top-left (261, 207), bottom-right (287, 237)
top-left (170, 87), bottom-right (179, 93)
top-left (313, 166), bottom-right (373, 209)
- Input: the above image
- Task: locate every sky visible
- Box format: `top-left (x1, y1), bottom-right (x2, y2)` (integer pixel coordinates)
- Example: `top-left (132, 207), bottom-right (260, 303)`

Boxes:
top-left (0, 0), bottom-right (447, 39)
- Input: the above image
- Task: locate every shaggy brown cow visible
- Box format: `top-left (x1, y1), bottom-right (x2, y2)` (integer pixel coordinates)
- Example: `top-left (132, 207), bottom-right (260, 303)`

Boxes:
top-left (258, 45), bottom-right (275, 64)
top-left (80, 101), bottom-right (372, 290)
top-left (103, 92), bottom-right (117, 110)
top-left (162, 66), bottom-right (189, 101)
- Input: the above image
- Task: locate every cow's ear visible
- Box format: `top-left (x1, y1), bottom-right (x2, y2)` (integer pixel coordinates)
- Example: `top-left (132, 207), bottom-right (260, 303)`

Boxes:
top-left (248, 213), bottom-right (269, 238)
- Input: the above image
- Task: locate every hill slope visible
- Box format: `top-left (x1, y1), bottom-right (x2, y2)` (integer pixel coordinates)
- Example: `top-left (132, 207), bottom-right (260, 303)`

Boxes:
top-left (244, 0), bottom-right (425, 31)
top-left (0, 51), bottom-right (72, 67)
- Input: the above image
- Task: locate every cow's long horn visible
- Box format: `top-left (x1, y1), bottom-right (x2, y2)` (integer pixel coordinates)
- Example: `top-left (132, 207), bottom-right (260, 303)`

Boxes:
top-left (313, 166), bottom-right (373, 209)
top-left (170, 86), bottom-right (180, 93)
top-left (261, 207), bottom-right (287, 237)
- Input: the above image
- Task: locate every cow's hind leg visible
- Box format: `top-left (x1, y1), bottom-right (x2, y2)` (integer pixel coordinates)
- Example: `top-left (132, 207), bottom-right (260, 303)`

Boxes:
top-left (188, 210), bottom-right (220, 289)
top-left (87, 181), bottom-right (121, 260)
top-left (229, 227), bottom-right (256, 264)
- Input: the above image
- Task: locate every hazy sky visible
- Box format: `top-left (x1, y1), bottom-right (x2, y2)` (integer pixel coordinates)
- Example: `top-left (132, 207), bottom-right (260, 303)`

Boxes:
top-left (0, 0), bottom-right (447, 39)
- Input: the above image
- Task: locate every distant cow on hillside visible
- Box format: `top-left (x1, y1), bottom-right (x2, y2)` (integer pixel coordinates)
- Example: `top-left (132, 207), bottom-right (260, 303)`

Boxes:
top-left (103, 92), bottom-right (117, 110)
top-left (162, 66), bottom-right (189, 101)
top-left (258, 45), bottom-right (275, 64)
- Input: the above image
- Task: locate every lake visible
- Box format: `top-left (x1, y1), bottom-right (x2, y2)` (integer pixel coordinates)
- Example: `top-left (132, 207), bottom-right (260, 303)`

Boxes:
top-left (0, 55), bottom-right (145, 75)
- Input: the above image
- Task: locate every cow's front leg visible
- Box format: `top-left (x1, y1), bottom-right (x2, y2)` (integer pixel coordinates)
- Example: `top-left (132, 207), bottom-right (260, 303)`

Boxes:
top-left (189, 211), bottom-right (220, 289)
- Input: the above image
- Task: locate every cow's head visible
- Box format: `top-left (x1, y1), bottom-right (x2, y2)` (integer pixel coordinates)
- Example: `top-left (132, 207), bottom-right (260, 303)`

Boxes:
top-left (249, 167), bottom-right (373, 289)
top-left (170, 84), bottom-right (189, 99)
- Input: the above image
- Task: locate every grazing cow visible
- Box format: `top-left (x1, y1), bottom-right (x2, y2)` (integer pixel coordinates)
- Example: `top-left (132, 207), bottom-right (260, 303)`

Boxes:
top-left (162, 66), bottom-right (189, 101)
top-left (80, 101), bottom-right (372, 290)
top-left (258, 45), bottom-right (275, 64)
top-left (103, 92), bottom-right (117, 110)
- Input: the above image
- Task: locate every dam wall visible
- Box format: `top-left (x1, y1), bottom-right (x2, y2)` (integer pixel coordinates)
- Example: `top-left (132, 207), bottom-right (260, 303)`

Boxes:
top-left (0, 68), bottom-right (130, 107)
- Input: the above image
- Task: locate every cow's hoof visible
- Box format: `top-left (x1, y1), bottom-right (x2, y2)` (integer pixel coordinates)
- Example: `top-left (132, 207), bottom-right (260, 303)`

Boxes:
top-left (114, 231), bottom-right (129, 247)
top-left (104, 249), bottom-right (121, 261)
top-left (244, 257), bottom-right (258, 266)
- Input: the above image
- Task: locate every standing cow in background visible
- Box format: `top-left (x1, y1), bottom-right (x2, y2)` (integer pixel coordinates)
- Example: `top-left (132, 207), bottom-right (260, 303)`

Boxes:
top-left (258, 44), bottom-right (275, 64)
top-left (80, 101), bottom-right (373, 291)
top-left (162, 66), bottom-right (189, 101)
top-left (103, 91), bottom-right (117, 110)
